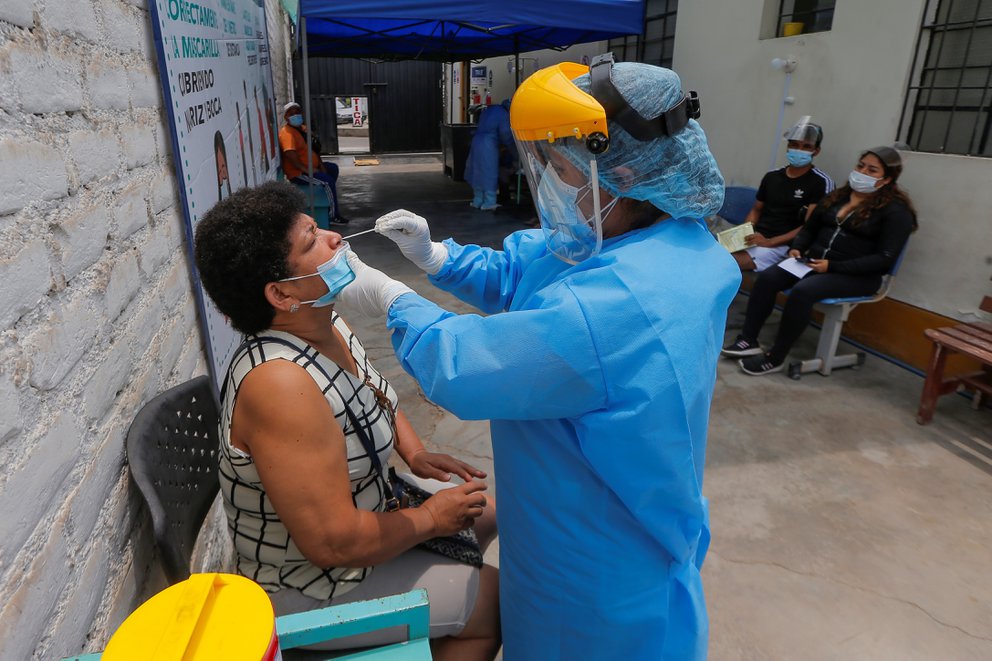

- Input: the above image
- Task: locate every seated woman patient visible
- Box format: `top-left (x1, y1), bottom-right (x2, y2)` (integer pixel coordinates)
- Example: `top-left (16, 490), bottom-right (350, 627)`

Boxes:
top-left (722, 146), bottom-right (917, 375)
top-left (193, 182), bottom-right (500, 660)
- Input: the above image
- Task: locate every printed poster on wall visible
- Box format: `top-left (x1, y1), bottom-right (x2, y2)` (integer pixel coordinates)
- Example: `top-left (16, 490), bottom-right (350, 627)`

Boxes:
top-left (149, 0), bottom-right (281, 393)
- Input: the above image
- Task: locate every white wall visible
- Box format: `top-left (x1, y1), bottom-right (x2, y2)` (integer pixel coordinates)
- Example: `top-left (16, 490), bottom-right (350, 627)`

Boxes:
top-left (0, 0), bottom-right (293, 656)
top-left (266, 0), bottom-right (295, 111)
top-left (452, 41), bottom-right (608, 117)
top-left (673, 0), bottom-right (991, 322)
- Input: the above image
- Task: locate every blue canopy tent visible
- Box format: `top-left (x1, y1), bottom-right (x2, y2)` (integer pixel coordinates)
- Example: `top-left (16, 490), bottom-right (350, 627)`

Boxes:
top-left (291, 0), bottom-right (643, 217)
top-left (296, 0), bottom-right (645, 61)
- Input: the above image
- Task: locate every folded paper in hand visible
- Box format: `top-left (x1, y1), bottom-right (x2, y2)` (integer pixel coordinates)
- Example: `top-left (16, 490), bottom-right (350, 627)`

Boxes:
top-left (716, 224), bottom-right (754, 253)
top-left (777, 257), bottom-right (814, 278)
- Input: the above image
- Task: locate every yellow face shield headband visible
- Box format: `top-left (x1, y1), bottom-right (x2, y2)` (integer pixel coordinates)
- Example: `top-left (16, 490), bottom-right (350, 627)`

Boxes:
top-left (509, 62), bottom-right (610, 152)
top-left (509, 54), bottom-right (701, 155)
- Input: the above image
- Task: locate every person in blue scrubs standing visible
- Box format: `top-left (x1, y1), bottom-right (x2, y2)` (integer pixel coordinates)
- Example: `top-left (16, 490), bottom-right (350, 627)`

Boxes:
top-left (464, 99), bottom-right (514, 210)
top-left (337, 55), bottom-right (741, 660)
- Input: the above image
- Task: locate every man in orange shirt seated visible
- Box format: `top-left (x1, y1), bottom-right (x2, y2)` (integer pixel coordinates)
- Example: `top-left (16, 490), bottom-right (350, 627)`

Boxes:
top-left (279, 102), bottom-right (348, 224)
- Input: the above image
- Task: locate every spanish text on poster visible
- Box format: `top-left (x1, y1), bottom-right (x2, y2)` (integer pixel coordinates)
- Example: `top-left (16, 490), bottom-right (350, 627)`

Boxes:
top-left (149, 0), bottom-right (281, 392)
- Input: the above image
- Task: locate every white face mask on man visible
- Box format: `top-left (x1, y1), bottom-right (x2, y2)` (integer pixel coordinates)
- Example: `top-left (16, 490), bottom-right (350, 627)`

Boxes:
top-left (848, 170), bottom-right (880, 194)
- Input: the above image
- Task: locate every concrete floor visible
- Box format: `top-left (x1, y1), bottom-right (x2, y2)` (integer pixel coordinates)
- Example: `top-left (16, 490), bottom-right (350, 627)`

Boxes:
top-left (330, 155), bottom-right (992, 660)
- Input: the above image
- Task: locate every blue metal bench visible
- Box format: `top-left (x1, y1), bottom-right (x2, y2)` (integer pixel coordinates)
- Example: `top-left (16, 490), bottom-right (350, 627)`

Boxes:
top-left (60, 589), bottom-right (433, 661)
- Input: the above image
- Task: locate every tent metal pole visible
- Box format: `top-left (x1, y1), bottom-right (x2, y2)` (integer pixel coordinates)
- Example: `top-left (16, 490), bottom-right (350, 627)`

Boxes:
top-left (301, 16), bottom-right (315, 219)
top-left (514, 37), bottom-right (520, 88)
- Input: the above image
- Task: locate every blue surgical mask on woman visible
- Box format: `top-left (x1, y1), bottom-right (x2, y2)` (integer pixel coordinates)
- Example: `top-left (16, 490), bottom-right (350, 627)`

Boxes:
top-left (279, 241), bottom-right (355, 308)
top-left (288, 114), bottom-right (304, 128)
top-left (848, 170), bottom-right (880, 194)
top-left (786, 149), bottom-right (813, 167)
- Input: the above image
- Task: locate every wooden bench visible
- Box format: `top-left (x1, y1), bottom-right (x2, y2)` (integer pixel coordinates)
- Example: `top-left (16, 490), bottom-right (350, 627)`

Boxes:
top-left (916, 288), bottom-right (992, 424)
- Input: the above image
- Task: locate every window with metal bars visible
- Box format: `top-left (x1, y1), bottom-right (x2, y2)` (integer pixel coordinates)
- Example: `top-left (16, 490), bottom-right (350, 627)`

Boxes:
top-left (775, 0), bottom-right (835, 37)
top-left (899, 0), bottom-right (992, 157)
top-left (607, 0), bottom-right (679, 69)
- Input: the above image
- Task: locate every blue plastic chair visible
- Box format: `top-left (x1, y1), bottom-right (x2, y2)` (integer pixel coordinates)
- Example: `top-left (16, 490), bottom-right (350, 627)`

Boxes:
top-left (717, 186), bottom-right (758, 225)
top-left (60, 589), bottom-right (433, 661)
top-left (293, 179), bottom-right (335, 230)
top-left (787, 245), bottom-right (909, 379)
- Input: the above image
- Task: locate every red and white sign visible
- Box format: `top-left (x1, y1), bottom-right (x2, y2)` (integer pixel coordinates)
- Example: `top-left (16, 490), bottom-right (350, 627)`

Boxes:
top-left (353, 98), bottom-right (363, 127)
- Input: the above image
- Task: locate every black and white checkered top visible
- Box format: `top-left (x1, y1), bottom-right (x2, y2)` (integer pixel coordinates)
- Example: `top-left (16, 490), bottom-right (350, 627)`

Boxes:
top-left (217, 314), bottom-right (397, 600)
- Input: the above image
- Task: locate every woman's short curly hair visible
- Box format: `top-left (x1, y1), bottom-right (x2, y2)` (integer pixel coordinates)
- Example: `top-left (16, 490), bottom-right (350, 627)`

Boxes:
top-left (194, 182), bottom-right (306, 334)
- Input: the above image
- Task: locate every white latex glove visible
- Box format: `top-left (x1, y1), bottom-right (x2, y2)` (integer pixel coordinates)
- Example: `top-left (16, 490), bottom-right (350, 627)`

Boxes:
top-left (335, 251), bottom-right (414, 318)
top-left (374, 209), bottom-right (449, 275)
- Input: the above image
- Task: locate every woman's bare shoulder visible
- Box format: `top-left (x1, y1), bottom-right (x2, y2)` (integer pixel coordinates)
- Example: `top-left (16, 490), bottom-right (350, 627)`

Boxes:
top-left (236, 359), bottom-right (331, 425)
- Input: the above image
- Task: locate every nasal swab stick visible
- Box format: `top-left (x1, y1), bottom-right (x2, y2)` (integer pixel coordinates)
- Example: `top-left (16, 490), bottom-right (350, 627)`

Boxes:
top-left (341, 228), bottom-right (377, 240)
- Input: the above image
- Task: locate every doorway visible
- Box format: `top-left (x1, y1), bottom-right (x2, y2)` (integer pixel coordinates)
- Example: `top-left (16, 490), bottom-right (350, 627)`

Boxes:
top-left (294, 57), bottom-right (442, 154)
top-left (335, 96), bottom-right (369, 154)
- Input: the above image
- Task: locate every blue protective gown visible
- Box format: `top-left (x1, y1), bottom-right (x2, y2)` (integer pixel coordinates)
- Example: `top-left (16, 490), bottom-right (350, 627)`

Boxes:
top-left (386, 220), bottom-right (740, 660)
top-left (464, 103), bottom-right (513, 194)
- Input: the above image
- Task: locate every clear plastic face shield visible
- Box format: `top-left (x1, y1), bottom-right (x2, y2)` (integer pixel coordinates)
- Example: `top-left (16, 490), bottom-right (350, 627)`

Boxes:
top-left (510, 54), bottom-right (700, 264)
top-left (784, 116), bottom-right (822, 149)
top-left (516, 139), bottom-right (610, 264)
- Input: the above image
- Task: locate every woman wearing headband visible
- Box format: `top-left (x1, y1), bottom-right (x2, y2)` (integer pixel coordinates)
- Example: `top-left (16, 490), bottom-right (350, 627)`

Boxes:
top-left (722, 146), bottom-right (917, 375)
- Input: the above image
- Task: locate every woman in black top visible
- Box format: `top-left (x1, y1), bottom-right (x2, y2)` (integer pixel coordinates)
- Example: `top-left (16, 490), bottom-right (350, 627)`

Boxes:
top-left (722, 146), bottom-right (918, 375)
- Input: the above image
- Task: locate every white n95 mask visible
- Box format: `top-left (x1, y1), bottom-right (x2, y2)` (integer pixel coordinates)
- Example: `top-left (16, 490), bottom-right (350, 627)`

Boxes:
top-left (535, 160), bottom-right (618, 264)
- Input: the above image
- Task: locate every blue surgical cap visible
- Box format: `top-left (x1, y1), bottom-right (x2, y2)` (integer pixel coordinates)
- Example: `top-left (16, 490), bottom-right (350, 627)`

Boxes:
top-left (567, 62), bottom-right (725, 220)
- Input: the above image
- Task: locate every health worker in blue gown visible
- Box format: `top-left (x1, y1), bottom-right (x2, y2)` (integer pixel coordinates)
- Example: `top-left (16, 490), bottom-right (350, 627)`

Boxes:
top-left (464, 99), bottom-right (514, 210)
top-left (336, 54), bottom-right (741, 660)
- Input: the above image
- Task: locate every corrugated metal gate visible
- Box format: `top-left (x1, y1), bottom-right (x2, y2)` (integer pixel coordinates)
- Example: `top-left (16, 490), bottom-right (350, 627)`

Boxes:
top-left (293, 58), bottom-right (442, 154)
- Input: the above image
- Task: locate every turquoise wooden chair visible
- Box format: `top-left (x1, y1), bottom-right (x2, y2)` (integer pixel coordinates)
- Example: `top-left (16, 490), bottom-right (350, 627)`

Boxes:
top-left (60, 589), bottom-right (432, 661)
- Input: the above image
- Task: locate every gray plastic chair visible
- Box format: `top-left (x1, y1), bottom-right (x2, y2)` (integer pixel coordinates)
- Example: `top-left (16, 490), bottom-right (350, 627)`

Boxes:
top-left (125, 375), bottom-right (220, 584)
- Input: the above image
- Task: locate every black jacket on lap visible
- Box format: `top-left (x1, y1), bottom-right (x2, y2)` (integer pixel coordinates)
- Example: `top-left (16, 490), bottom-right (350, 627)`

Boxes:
top-left (791, 195), bottom-right (914, 275)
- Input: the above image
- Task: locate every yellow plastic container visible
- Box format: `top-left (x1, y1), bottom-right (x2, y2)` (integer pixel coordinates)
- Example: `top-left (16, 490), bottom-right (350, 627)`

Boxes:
top-left (103, 573), bottom-right (280, 660)
top-left (781, 22), bottom-right (804, 37)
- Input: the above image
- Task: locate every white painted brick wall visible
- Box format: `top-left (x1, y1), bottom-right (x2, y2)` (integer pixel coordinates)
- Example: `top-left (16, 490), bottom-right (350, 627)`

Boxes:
top-left (155, 113), bottom-right (173, 161)
top-left (0, 372), bottom-right (22, 442)
top-left (112, 184), bottom-right (150, 239)
top-left (104, 249), bottom-right (142, 321)
top-left (128, 66), bottom-right (161, 109)
top-left (67, 129), bottom-right (122, 187)
top-left (0, 414), bottom-right (82, 570)
top-left (0, 0), bottom-right (303, 657)
top-left (138, 226), bottom-right (173, 278)
top-left (0, 535), bottom-right (72, 661)
top-left (25, 295), bottom-right (98, 390)
top-left (82, 342), bottom-right (132, 423)
top-left (0, 138), bottom-right (70, 214)
top-left (122, 123), bottom-right (158, 170)
top-left (56, 204), bottom-right (110, 281)
top-left (0, 0), bottom-right (34, 28)
top-left (41, 0), bottom-right (100, 42)
top-left (87, 55), bottom-right (132, 111)
top-left (100, 1), bottom-right (147, 55)
top-left (8, 42), bottom-right (85, 114)
top-left (0, 242), bottom-right (52, 328)
top-left (150, 177), bottom-right (178, 215)
top-left (41, 550), bottom-right (110, 656)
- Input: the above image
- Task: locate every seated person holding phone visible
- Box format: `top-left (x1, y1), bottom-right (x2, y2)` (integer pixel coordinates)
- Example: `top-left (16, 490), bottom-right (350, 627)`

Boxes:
top-left (731, 117), bottom-right (833, 272)
top-left (721, 146), bottom-right (917, 375)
